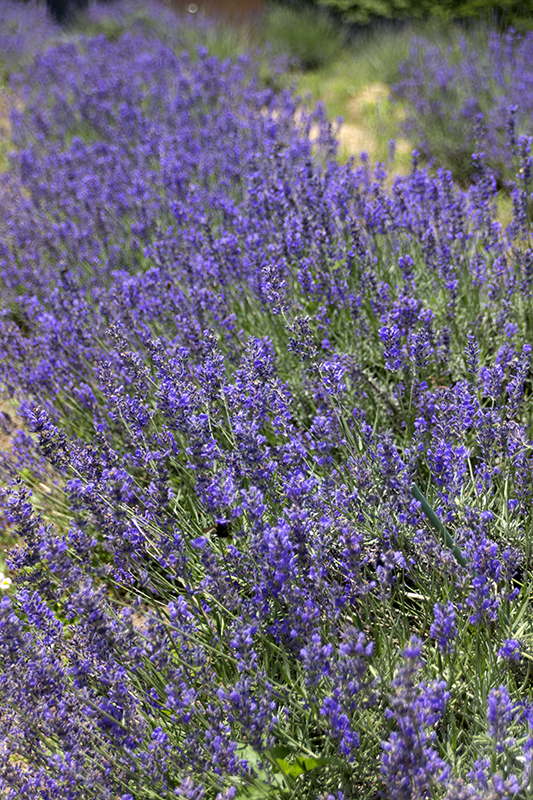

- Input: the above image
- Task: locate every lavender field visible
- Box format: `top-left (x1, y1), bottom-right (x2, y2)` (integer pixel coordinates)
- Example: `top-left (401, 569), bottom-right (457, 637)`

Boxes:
top-left (3, 2), bottom-right (533, 798)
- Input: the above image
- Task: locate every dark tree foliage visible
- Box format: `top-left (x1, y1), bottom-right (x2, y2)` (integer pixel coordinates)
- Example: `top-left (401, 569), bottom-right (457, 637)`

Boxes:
top-left (280, 0), bottom-right (533, 29)
top-left (45, 0), bottom-right (88, 24)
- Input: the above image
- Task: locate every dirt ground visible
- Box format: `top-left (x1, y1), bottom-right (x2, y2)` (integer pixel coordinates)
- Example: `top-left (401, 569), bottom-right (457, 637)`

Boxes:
top-left (337, 82), bottom-right (411, 166)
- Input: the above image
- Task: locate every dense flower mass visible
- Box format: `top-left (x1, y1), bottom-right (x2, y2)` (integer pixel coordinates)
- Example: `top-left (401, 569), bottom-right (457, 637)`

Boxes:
top-left (2, 1), bottom-right (533, 798)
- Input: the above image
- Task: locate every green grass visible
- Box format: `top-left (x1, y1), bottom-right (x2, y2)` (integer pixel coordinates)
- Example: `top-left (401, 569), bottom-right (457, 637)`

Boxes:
top-left (290, 18), bottom-right (471, 168)
top-left (273, 19), bottom-right (416, 169)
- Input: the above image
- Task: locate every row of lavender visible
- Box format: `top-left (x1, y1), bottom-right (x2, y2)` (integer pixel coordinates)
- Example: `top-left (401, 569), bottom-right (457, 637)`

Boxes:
top-left (2, 4), bottom-right (533, 799)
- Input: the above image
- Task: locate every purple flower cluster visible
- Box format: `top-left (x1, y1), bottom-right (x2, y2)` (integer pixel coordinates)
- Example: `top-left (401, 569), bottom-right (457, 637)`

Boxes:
top-left (430, 601), bottom-right (457, 654)
top-left (1, 2), bottom-right (533, 797)
top-left (381, 637), bottom-right (450, 799)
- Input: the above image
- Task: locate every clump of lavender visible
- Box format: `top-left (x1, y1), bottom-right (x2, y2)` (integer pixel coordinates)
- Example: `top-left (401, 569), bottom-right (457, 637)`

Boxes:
top-left (0, 1), bottom-right (58, 78)
top-left (392, 28), bottom-right (533, 184)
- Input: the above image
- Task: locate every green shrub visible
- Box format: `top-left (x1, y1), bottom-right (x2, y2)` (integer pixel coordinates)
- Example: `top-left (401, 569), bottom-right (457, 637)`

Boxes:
top-left (435, 0), bottom-right (533, 29)
top-left (263, 5), bottom-right (346, 69)
top-left (317, 0), bottom-right (429, 25)
top-left (315, 0), bottom-right (533, 29)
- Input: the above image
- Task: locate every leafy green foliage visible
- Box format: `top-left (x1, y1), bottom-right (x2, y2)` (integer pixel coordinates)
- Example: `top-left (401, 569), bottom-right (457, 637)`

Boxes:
top-left (313, 0), bottom-right (533, 29)
top-left (263, 4), bottom-right (346, 69)
top-left (317, 0), bottom-right (429, 25)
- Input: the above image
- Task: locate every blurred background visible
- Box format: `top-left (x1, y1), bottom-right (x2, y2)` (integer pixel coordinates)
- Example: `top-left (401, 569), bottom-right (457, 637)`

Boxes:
top-left (4, 0), bottom-right (533, 199)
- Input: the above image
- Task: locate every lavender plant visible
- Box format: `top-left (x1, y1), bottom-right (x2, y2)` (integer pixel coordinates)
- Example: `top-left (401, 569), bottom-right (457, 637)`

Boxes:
top-left (3, 2), bottom-right (533, 798)
top-left (392, 27), bottom-right (533, 184)
top-left (0, 0), bottom-right (59, 80)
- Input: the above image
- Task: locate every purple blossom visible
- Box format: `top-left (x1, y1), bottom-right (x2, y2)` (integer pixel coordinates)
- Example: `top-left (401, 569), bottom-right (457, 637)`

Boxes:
top-left (487, 686), bottom-right (515, 752)
top-left (430, 601), bottom-right (457, 654)
top-left (497, 640), bottom-right (520, 662)
top-left (379, 323), bottom-right (405, 371)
